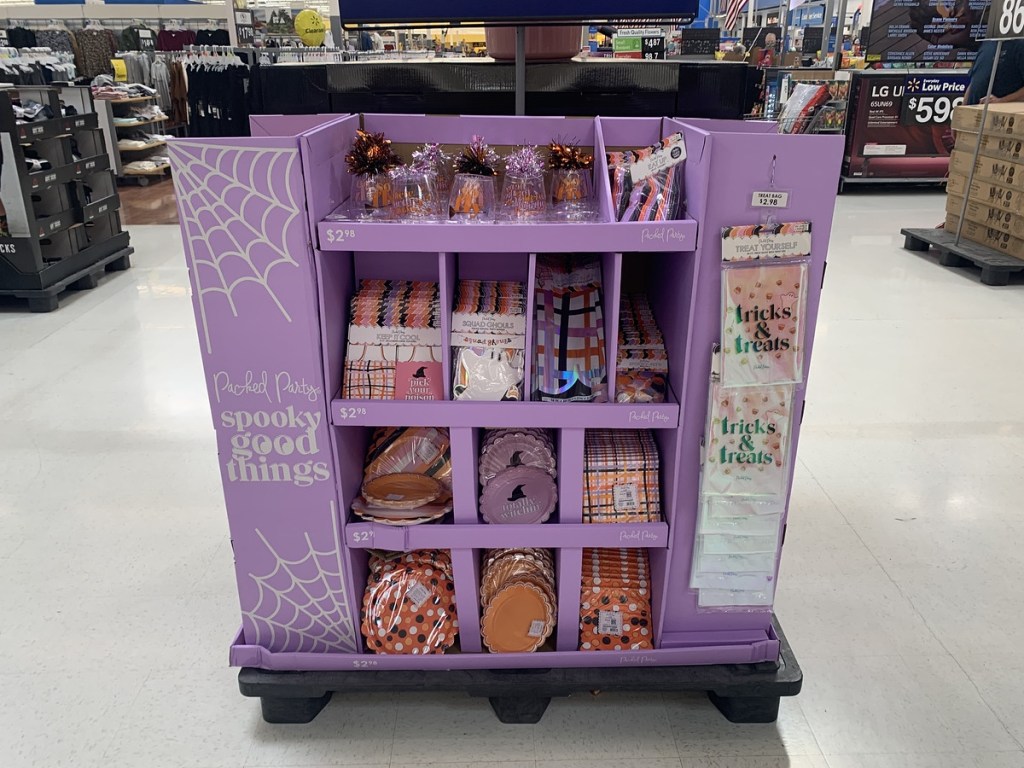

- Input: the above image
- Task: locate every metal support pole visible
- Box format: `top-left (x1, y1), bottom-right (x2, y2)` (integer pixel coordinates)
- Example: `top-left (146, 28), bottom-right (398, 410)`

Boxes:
top-left (821, 0), bottom-right (837, 61)
top-left (956, 38), bottom-right (1003, 246)
top-left (778, 0), bottom-right (788, 57)
top-left (515, 25), bottom-right (526, 116)
top-left (832, 0), bottom-right (849, 72)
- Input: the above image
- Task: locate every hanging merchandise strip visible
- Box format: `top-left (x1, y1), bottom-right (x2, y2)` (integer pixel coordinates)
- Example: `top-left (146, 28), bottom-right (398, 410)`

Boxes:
top-left (691, 206), bottom-right (813, 608)
top-left (720, 222), bottom-right (811, 388)
top-left (693, 349), bottom-right (791, 609)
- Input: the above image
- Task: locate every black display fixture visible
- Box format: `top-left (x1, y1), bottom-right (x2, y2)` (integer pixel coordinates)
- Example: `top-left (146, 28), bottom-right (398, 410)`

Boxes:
top-left (339, 0), bottom-right (698, 25)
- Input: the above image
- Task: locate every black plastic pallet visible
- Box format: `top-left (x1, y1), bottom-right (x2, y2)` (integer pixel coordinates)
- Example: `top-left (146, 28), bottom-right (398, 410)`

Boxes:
top-left (902, 227), bottom-right (1024, 286)
top-left (0, 246), bottom-right (133, 312)
top-left (238, 616), bottom-right (802, 726)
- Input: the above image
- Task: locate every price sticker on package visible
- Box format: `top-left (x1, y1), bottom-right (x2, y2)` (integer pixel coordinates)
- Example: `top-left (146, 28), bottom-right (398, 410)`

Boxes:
top-left (751, 190), bottom-right (789, 208)
top-left (597, 610), bottom-right (623, 635)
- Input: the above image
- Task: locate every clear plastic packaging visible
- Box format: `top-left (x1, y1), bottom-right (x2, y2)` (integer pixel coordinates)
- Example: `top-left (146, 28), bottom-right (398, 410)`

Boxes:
top-left (615, 293), bottom-right (669, 403)
top-left (721, 258), bottom-right (809, 387)
top-left (451, 279), bottom-right (526, 401)
top-left (361, 550), bottom-right (458, 654)
top-left (533, 255), bottom-right (607, 402)
top-left (362, 426), bottom-right (452, 489)
top-left (702, 376), bottom-right (794, 497)
top-left (690, 495), bottom-right (784, 610)
top-left (607, 133), bottom-right (685, 223)
top-left (579, 548), bottom-right (653, 651)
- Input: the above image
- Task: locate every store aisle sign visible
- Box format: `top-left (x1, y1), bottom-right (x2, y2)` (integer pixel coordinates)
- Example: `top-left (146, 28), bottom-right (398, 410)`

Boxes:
top-left (994, 0), bottom-right (1024, 39)
top-left (864, 0), bottom-right (984, 63)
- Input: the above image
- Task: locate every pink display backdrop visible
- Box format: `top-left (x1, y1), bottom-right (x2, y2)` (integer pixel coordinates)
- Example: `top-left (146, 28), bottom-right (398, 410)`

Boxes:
top-left (168, 114), bottom-right (844, 672)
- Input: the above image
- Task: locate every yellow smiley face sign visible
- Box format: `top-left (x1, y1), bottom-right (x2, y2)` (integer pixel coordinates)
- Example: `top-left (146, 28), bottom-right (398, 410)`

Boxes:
top-left (294, 9), bottom-right (326, 47)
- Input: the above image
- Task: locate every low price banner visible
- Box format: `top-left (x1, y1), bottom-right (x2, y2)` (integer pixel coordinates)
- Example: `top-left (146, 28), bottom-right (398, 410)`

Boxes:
top-left (843, 72), bottom-right (967, 180)
top-left (900, 73), bottom-right (968, 126)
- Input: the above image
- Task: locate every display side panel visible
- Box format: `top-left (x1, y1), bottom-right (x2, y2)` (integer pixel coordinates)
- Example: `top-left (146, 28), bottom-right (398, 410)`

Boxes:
top-left (169, 136), bottom-right (360, 656)
top-left (658, 123), bottom-right (844, 639)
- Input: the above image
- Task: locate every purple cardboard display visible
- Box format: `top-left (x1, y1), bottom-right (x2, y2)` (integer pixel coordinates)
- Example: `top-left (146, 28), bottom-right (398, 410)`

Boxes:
top-left (171, 114), bottom-right (843, 671)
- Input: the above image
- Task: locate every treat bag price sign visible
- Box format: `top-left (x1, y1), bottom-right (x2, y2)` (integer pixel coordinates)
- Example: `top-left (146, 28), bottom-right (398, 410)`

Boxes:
top-left (900, 74), bottom-right (967, 126)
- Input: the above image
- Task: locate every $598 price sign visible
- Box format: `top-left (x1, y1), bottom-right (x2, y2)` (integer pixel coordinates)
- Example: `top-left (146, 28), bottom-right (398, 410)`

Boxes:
top-left (901, 94), bottom-right (963, 126)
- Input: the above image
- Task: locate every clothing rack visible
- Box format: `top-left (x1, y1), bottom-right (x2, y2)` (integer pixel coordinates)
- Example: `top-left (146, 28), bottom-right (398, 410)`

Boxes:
top-left (1, 17), bottom-right (227, 30)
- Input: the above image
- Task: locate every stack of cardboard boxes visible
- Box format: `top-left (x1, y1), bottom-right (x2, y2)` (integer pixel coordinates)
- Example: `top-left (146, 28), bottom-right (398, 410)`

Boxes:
top-left (947, 103), bottom-right (1024, 260)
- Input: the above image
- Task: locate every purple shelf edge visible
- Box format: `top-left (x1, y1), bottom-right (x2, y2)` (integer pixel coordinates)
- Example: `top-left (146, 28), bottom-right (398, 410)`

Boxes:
top-left (343, 520), bottom-right (669, 550)
top-left (317, 218), bottom-right (699, 254)
top-left (330, 399), bottom-right (681, 429)
top-left (228, 628), bottom-right (779, 671)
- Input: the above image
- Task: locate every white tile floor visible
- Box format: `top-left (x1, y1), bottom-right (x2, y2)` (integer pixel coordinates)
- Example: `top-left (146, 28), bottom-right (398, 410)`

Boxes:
top-left (1, 192), bottom-right (1022, 768)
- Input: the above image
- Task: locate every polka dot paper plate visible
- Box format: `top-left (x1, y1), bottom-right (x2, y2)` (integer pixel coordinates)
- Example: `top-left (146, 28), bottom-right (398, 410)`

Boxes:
top-left (362, 550), bottom-right (459, 655)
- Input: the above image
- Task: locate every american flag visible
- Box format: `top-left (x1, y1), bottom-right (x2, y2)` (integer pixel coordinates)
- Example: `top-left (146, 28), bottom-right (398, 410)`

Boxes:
top-left (725, 0), bottom-right (749, 32)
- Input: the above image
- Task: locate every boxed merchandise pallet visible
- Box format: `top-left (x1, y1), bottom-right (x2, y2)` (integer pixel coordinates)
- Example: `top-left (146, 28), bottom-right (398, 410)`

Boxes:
top-left (169, 113), bottom-right (843, 723)
top-left (947, 104), bottom-right (1024, 261)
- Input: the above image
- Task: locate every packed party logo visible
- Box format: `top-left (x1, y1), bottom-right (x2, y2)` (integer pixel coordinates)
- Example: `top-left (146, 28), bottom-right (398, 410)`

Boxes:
top-left (213, 369), bottom-right (330, 488)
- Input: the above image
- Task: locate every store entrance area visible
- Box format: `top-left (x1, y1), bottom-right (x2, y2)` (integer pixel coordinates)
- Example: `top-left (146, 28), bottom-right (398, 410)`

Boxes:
top-left (2, 191), bottom-right (1022, 765)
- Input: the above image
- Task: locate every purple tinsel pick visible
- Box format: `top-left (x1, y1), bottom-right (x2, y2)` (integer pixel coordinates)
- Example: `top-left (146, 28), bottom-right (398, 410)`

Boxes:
top-left (412, 142), bottom-right (451, 172)
top-left (505, 145), bottom-right (545, 178)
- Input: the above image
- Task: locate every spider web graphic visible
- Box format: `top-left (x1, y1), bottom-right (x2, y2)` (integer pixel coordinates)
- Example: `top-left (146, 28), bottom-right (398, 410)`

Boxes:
top-left (244, 502), bottom-right (358, 654)
top-left (169, 141), bottom-right (303, 354)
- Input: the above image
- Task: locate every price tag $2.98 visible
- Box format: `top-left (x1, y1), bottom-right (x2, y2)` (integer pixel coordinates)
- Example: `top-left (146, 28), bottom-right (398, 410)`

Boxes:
top-left (751, 190), bottom-right (789, 208)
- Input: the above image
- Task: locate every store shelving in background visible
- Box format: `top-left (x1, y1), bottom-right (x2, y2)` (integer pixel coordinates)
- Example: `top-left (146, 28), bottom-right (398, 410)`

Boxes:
top-left (0, 85), bottom-right (132, 311)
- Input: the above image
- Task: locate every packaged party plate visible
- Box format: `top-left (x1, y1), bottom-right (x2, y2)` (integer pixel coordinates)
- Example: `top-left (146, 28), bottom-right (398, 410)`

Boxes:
top-left (479, 466), bottom-right (558, 524)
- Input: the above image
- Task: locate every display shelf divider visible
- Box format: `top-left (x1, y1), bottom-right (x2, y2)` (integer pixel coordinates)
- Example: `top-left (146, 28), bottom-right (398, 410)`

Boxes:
top-left (297, 114), bottom-right (360, 243)
top-left (449, 427), bottom-right (480, 525)
top-left (343, 520), bottom-right (670, 551)
top-left (439, 251), bottom-right (456, 401)
top-left (555, 547), bottom-right (583, 652)
top-left (557, 429), bottom-right (585, 524)
top-left (451, 548), bottom-right (483, 653)
top-left (593, 118), bottom-right (615, 224)
top-left (524, 252), bottom-right (538, 401)
top-left (601, 252), bottom-right (622, 402)
top-left (329, 398), bottom-right (680, 430)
